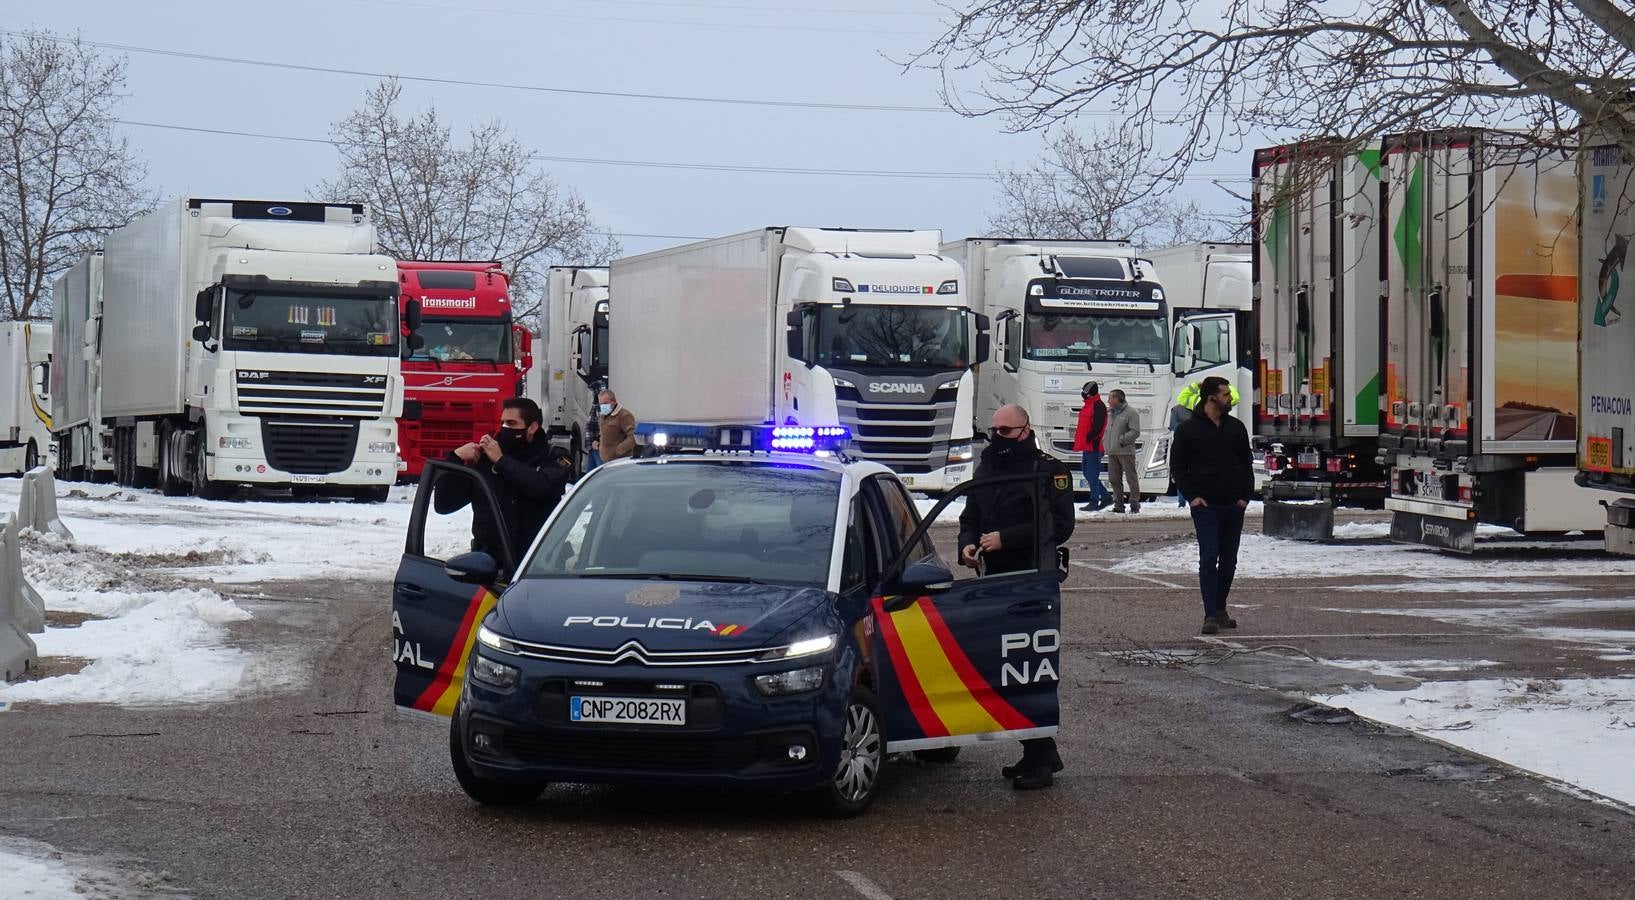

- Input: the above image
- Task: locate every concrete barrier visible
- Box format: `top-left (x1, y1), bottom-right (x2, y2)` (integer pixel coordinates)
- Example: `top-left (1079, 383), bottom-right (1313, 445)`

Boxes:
top-left (0, 512), bottom-right (39, 681)
top-left (18, 465), bottom-right (74, 540)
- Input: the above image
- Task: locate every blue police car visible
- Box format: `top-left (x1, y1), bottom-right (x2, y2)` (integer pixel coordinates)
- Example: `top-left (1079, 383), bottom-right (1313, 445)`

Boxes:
top-left (392, 426), bottom-right (1064, 817)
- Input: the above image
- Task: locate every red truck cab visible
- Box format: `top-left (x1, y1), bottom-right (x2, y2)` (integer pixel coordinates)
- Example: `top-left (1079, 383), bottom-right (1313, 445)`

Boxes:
top-left (397, 261), bottom-right (532, 479)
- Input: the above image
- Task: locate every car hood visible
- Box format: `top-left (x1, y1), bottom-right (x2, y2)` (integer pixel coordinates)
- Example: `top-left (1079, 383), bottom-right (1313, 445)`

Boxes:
top-left (493, 578), bottom-right (833, 652)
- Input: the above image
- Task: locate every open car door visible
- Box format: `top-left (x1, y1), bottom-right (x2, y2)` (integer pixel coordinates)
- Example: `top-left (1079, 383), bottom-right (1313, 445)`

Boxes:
top-left (867, 472), bottom-right (1066, 752)
top-left (392, 460), bottom-right (516, 720)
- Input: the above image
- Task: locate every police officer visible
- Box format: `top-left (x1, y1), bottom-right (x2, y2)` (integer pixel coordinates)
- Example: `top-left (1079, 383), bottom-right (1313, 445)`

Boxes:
top-left (957, 403), bottom-right (1075, 790)
top-left (435, 397), bottom-right (574, 563)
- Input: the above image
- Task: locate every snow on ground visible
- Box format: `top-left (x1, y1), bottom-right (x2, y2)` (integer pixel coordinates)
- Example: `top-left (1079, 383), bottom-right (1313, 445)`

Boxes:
top-left (1320, 658), bottom-right (1504, 679)
top-left (0, 835), bottom-right (171, 899)
top-left (1336, 580), bottom-right (1586, 594)
top-left (1312, 597), bottom-right (1635, 655)
top-left (912, 494), bottom-right (1257, 523)
top-left (1312, 677), bottom-right (1635, 807)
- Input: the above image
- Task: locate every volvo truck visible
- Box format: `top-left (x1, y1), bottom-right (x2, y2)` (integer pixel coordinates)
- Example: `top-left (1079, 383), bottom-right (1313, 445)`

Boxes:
top-left (1379, 131), bottom-right (1618, 551)
top-left (0, 321), bottom-right (52, 476)
top-left (541, 265), bottom-right (608, 473)
top-left (1577, 139), bottom-right (1635, 553)
top-left (92, 198), bottom-right (413, 501)
top-left (1250, 142), bottom-right (1391, 538)
top-left (948, 238), bottom-right (1243, 497)
top-left (611, 227), bottom-right (986, 492)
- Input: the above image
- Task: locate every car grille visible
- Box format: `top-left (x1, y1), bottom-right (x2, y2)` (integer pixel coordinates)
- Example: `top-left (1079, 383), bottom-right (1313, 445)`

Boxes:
top-left (260, 419), bottom-right (359, 474)
top-left (236, 370), bottom-right (388, 418)
top-left (503, 730), bottom-right (761, 771)
top-left (501, 637), bottom-right (772, 667)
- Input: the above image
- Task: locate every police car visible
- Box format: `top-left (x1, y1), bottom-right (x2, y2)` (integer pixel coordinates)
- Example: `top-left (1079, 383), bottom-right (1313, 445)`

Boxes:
top-left (392, 425), bottom-right (1064, 817)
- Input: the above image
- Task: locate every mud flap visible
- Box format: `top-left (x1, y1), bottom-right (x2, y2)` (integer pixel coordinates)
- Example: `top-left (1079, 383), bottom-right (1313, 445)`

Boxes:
top-left (1389, 510), bottom-right (1475, 553)
top-left (1263, 498), bottom-right (1336, 541)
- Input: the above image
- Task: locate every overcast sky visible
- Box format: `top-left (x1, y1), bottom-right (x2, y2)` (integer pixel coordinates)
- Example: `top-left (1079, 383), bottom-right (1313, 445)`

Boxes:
top-left (7, 0), bottom-right (1249, 258)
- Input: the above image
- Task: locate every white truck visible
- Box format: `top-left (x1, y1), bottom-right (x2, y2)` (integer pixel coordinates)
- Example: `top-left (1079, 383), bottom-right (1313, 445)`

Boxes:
top-left (1577, 139), bottom-right (1635, 553)
top-left (611, 227), bottom-right (986, 491)
top-left (50, 253), bottom-right (112, 481)
top-left (91, 198), bottom-right (411, 501)
top-left (0, 321), bottom-right (53, 476)
top-left (1248, 143), bottom-right (1392, 538)
top-left (948, 238), bottom-right (1245, 497)
top-left (541, 265), bottom-right (608, 473)
top-left (1146, 241), bottom-right (1256, 407)
top-left (1379, 131), bottom-right (1618, 551)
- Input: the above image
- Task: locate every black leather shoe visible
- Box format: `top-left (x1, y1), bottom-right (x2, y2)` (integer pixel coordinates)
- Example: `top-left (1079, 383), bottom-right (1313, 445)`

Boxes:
top-left (1218, 611), bottom-right (1239, 629)
top-left (1201, 617), bottom-right (1220, 635)
top-left (1011, 767), bottom-right (1055, 790)
top-left (1002, 748), bottom-right (1064, 780)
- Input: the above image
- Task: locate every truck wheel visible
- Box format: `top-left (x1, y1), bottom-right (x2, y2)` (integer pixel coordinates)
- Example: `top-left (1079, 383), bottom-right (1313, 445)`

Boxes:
top-left (23, 441), bottom-right (37, 473)
top-left (350, 485), bottom-right (390, 504)
top-left (158, 425), bottom-right (187, 497)
top-left (809, 686), bottom-right (885, 818)
top-left (191, 432), bottom-right (228, 500)
top-left (449, 710), bottom-right (546, 806)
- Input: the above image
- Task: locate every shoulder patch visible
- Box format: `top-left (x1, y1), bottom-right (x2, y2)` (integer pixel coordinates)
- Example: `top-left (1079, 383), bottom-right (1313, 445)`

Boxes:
top-left (1053, 473), bottom-right (1070, 491)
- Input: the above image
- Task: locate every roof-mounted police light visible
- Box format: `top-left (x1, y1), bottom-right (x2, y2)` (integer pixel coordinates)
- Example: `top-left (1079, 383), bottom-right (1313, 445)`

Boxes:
top-left (636, 423), bottom-right (851, 456)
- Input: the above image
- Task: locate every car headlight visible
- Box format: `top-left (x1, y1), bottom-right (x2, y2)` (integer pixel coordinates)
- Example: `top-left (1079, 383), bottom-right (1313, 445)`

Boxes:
top-left (218, 437), bottom-right (253, 450)
top-left (476, 624), bottom-right (518, 654)
top-left (753, 665), bottom-right (826, 696)
top-left (368, 440), bottom-right (396, 454)
top-left (949, 442), bottom-right (974, 463)
top-left (759, 634), bottom-right (836, 661)
top-left (471, 654), bottom-right (519, 689)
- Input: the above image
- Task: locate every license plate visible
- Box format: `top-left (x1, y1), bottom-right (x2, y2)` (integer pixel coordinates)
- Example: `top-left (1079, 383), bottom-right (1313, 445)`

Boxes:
top-left (1297, 451), bottom-right (1320, 468)
top-left (291, 473), bottom-right (326, 484)
top-left (570, 695), bottom-right (686, 726)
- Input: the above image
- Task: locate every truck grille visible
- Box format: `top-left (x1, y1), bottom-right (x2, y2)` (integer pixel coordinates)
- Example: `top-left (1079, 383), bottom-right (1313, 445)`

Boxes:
top-left (260, 419), bottom-right (359, 474)
top-left (836, 398), bottom-right (957, 472)
top-left (236, 370), bottom-right (388, 418)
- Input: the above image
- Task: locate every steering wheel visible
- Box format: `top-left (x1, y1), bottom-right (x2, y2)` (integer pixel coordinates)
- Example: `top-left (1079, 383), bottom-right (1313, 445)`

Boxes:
top-left (763, 546), bottom-right (821, 565)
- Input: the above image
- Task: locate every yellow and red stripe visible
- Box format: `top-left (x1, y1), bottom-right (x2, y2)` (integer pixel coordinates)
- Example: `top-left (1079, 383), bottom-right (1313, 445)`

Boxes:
top-left (412, 586), bottom-right (498, 716)
top-left (872, 596), bottom-right (1034, 739)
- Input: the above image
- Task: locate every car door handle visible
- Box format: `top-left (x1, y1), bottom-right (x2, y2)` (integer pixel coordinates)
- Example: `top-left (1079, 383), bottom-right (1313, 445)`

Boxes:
top-left (395, 584), bottom-right (428, 602)
top-left (1007, 599), bottom-right (1054, 616)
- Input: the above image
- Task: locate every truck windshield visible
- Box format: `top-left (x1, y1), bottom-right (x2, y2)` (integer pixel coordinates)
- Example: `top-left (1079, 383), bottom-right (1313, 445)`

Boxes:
top-left (525, 462), bottom-right (842, 587)
top-left (408, 318), bottom-right (513, 364)
top-left (812, 305), bottom-right (967, 370)
top-left (223, 290), bottom-right (398, 356)
top-left (1026, 312), bottom-right (1168, 365)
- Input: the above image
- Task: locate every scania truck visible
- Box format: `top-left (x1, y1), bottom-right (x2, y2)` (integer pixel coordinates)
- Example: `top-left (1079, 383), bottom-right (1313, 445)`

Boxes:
top-left (1576, 139), bottom-right (1635, 553)
top-left (50, 253), bottom-right (112, 481)
top-left (397, 260), bottom-right (531, 479)
top-left (611, 227), bottom-right (986, 492)
top-left (0, 321), bottom-right (53, 476)
top-left (948, 238), bottom-right (1244, 497)
top-left (1379, 131), bottom-right (1618, 551)
top-left (541, 265), bottom-right (608, 474)
top-left (91, 198), bottom-right (413, 501)
top-left (1250, 142), bottom-right (1392, 538)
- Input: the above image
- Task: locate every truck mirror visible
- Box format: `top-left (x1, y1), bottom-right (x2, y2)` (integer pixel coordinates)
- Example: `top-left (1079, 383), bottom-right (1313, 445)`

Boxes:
top-left (404, 299), bottom-right (423, 332)
top-left (408, 333), bottom-right (425, 352)
top-left (786, 327), bottom-right (803, 363)
top-left (192, 323), bottom-right (212, 343)
top-left (194, 289), bottom-right (213, 323)
top-left (975, 332), bottom-right (991, 364)
top-left (403, 399), bottom-right (423, 421)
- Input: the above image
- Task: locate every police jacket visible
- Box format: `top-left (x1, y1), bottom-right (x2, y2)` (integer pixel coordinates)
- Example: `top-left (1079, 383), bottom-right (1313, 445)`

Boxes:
top-left (1105, 403), bottom-right (1141, 455)
top-left (957, 436), bottom-right (1076, 575)
top-left (1170, 407), bottom-right (1255, 507)
top-left (433, 437), bottom-right (573, 562)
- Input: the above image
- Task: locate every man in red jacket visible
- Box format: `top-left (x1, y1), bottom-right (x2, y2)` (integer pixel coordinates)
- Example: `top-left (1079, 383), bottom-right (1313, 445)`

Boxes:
top-left (1072, 381), bottom-right (1110, 512)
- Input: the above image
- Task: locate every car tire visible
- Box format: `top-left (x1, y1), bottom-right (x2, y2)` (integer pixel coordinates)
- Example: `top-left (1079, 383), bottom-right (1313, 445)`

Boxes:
top-left (449, 712), bottom-right (546, 807)
top-left (912, 747), bottom-right (961, 765)
top-left (810, 686), bottom-right (885, 819)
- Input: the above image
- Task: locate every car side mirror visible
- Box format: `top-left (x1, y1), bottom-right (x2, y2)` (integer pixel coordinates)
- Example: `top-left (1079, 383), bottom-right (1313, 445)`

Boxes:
top-left (897, 559), bottom-right (954, 594)
top-left (445, 551), bottom-right (500, 586)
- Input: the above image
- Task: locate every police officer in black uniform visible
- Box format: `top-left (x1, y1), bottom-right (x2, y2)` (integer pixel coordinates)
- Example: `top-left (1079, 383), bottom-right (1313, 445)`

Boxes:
top-left (957, 403), bottom-right (1076, 790)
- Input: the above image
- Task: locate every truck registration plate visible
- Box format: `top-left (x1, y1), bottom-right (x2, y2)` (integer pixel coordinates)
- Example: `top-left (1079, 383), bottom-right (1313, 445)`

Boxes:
top-left (291, 474), bottom-right (326, 484)
top-left (571, 696), bottom-right (686, 726)
top-left (1296, 451), bottom-right (1320, 468)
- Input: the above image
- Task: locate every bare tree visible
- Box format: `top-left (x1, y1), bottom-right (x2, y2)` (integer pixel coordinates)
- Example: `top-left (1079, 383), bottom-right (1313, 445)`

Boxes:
top-left (317, 79), bottom-right (619, 322)
top-left (919, 1), bottom-right (1635, 197)
top-left (0, 31), bottom-right (149, 321)
top-left (990, 126), bottom-right (1247, 245)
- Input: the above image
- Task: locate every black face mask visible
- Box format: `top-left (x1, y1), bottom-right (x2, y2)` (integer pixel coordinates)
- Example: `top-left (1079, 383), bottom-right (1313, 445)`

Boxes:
top-left (495, 426), bottom-right (530, 454)
top-left (987, 433), bottom-right (1026, 456)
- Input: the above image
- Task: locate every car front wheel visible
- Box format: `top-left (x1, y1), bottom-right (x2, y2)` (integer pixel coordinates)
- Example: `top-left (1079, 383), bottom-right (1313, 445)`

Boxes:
top-left (449, 711), bottom-right (547, 807)
top-left (810, 686), bottom-right (885, 818)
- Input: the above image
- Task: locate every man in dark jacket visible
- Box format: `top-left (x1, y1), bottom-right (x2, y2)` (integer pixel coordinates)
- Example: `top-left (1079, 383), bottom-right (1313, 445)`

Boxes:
top-left (1170, 376), bottom-right (1255, 635)
top-left (1072, 381), bottom-right (1109, 512)
top-left (958, 404), bottom-right (1075, 790)
top-left (434, 397), bottom-right (573, 564)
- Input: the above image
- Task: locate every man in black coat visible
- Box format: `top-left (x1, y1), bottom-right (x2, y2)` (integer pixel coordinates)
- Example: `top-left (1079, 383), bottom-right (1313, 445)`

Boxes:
top-left (1170, 376), bottom-right (1255, 635)
top-left (957, 403), bottom-right (1075, 790)
top-left (434, 397), bottom-right (573, 565)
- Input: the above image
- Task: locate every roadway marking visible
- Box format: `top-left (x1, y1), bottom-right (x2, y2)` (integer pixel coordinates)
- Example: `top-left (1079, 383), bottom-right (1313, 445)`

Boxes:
top-left (1069, 560), bottom-right (1184, 589)
top-left (834, 870), bottom-right (895, 900)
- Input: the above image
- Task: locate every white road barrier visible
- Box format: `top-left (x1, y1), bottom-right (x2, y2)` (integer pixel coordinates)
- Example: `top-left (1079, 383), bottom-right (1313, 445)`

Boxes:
top-left (0, 512), bottom-right (39, 681)
top-left (18, 465), bottom-right (73, 540)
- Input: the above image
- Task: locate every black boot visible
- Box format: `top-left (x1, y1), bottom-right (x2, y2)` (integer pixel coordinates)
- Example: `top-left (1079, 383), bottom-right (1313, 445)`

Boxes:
top-left (1002, 745), bottom-right (1064, 780)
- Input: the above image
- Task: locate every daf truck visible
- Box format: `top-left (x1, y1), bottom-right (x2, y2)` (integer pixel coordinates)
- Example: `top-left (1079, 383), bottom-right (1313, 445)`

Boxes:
top-left (1379, 131), bottom-right (1619, 551)
top-left (948, 238), bottom-right (1244, 497)
top-left (610, 227), bottom-right (986, 492)
top-left (92, 198), bottom-right (413, 501)
top-left (1250, 143), bottom-right (1392, 538)
top-left (50, 253), bottom-right (112, 481)
top-left (0, 321), bottom-right (53, 476)
top-left (541, 265), bottom-right (608, 473)
top-left (1576, 140), bottom-right (1635, 553)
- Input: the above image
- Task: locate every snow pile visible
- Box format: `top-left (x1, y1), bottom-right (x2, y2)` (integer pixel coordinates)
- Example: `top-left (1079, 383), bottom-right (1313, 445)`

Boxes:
top-left (0, 835), bottom-right (174, 898)
top-left (1336, 580), bottom-right (1584, 594)
top-left (1313, 677), bottom-right (1635, 806)
top-left (1113, 532), bottom-right (1635, 579)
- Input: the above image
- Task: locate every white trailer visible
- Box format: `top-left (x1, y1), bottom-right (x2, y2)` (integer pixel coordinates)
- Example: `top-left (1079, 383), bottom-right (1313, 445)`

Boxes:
top-left (541, 265), bottom-right (608, 473)
top-left (1577, 140), bottom-right (1635, 553)
top-left (0, 321), bottom-right (53, 476)
top-left (948, 238), bottom-right (1244, 498)
top-left (611, 227), bottom-right (985, 492)
top-left (50, 253), bottom-right (111, 480)
top-left (92, 198), bottom-right (408, 500)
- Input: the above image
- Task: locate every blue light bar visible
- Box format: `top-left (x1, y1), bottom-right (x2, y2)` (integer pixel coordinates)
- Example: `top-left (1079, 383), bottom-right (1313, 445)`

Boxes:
top-left (636, 423), bottom-right (850, 455)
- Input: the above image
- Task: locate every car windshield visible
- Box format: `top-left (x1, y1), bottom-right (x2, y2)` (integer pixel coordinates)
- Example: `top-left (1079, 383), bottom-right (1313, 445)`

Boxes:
top-left (525, 462), bottom-right (842, 587)
top-left (409, 319), bottom-right (512, 363)
top-left (223, 289), bottom-right (398, 356)
top-left (1025, 312), bottom-right (1168, 365)
top-left (813, 305), bottom-right (967, 370)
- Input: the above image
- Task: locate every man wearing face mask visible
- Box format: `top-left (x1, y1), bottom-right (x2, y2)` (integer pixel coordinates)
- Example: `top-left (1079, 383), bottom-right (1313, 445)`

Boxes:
top-left (435, 397), bottom-right (573, 560)
top-left (957, 404), bottom-right (1075, 790)
top-left (1171, 376), bottom-right (1255, 635)
top-left (591, 389), bottom-right (637, 464)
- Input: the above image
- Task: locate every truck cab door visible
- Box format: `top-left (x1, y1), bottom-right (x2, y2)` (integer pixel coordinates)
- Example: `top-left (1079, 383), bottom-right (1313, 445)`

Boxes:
top-left (392, 460), bottom-right (516, 719)
top-left (1173, 311), bottom-right (1248, 421)
top-left (865, 473), bottom-right (1062, 752)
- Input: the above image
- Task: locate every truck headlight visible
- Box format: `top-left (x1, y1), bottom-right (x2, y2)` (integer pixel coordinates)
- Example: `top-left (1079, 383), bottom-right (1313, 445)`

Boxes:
top-left (753, 665), bottom-right (826, 696)
top-left (1146, 437), bottom-right (1171, 470)
top-left (471, 654), bottom-right (519, 689)
top-left (949, 443), bottom-right (974, 463)
top-left (218, 437), bottom-right (253, 450)
top-left (368, 440), bottom-right (397, 454)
